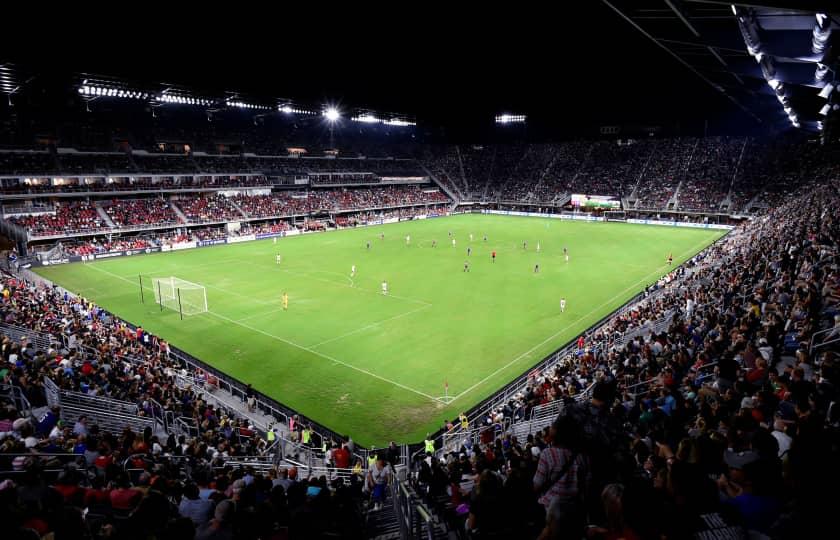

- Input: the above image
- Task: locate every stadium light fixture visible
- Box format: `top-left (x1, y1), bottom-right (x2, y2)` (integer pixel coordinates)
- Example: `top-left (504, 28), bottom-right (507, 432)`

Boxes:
top-left (818, 84), bottom-right (834, 99)
top-left (495, 114), bottom-right (526, 124)
top-left (767, 78), bottom-right (781, 90)
top-left (280, 105), bottom-right (293, 113)
top-left (819, 104), bottom-right (831, 116)
top-left (730, 4), bottom-right (737, 15)
top-left (352, 114), bottom-right (380, 124)
top-left (384, 118), bottom-right (416, 126)
top-left (324, 107), bottom-right (341, 122)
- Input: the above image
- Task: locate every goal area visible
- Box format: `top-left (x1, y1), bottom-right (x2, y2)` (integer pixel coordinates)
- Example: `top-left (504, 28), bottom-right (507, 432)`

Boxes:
top-left (604, 210), bottom-right (627, 222)
top-left (146, 276), bottom-right (208, 317)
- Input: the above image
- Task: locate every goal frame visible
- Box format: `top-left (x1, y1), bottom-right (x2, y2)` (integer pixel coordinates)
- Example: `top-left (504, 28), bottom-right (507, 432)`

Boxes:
top-left (147, 276), bottom-right (208, 319)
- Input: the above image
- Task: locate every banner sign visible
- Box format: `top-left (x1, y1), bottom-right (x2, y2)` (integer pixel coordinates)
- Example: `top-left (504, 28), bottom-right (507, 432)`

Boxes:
top-left (227, 234), bottom-right (256, 244)
top-left (626, 219), bottom-right (734, 230)
top-left (196, 239), bottom-right (227, 247)
top-left (571, 194), bottom-right (621, 209)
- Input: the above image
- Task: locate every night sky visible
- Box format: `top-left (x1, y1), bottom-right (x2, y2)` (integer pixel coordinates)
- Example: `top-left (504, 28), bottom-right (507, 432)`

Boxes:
top-left (3, 3), bottom-right (762, 138)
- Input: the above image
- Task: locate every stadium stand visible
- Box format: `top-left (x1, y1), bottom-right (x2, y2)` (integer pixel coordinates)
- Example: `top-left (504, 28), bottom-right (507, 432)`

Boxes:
top-left (410, 180), bottom-right (840, 539)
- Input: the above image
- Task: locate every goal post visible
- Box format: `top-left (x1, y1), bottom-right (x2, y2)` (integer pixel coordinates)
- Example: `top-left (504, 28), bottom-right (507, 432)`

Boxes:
top-left (605, 210), bottom-right (627, 222)
top-left (151, 276), bottom-right (208, 316)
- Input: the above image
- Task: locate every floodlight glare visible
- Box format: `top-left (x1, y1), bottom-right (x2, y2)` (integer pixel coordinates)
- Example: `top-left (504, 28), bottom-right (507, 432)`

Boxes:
top-left (819, 104), bottom-right (831, 116)
top-left (730, 4), bottom-right (737, 15)
top-left (324, 107), bottom-right (340, 121)
top-left (818, 84), bottom-right (834, 99)
top-left (767, 78), bottom-right (781, 90)
top-left (280, 105), bottom-right (293, 113)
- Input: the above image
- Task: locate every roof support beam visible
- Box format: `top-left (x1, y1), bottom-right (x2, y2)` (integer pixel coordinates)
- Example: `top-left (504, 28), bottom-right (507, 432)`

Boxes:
top-left (664, 0), bottom-right (701, 37)
top-left (601, 0), bottom-right (762, 123)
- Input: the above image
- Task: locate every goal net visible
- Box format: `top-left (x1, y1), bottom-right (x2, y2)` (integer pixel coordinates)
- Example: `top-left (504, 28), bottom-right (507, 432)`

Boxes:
top-left (605, 210), bottom-right (627, 222)
top-left (152, 277), bottom-right (208, 316)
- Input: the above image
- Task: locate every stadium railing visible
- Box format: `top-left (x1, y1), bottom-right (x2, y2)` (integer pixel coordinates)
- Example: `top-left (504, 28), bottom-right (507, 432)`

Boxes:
top-left (0, 382), bottom-right (31, 415)
top-left (809, 326), bottom-right (840, 356)
top-left (0, 453), bottom-right (92, 483)
top-left (0, 322), bottom-right (58, 351)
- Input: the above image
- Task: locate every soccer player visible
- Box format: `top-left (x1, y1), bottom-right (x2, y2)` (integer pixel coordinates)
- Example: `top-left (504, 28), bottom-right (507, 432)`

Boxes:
top-left (463, 260), bottom-right (470, 272)
top-left (452, 238), bottom-right (456, 247)
top-left (491, 250), bottom-right (496, 263)
top-left (366, 241), bottom-right (371, 250)
top-left (534, 263), bottom-right (540, 273)
top-left (351, 264), bottom-right (356, 278)
top-left (432, 239), bottom-right (437, 248)
top-left (564, 247), bottom-right (569, 263)
top-left (536, 241), bottom-right (541, 253)
top-left (276, 254), bottom-right (282, 265)
top-left (467, 247), bottom-right (471, 257)
top-left (483, 234), bottom-right (487, 242)
top-left (406, 234), bottom-right (411, 245)
top-left (381, 280), bottom-right (388, 295)
top-left (560, 297), bottom-right (566, 313)
top-left (273, 237), bottom-right (277, 245)
top-left (282, 292), bottom-right (289, 311)
top-left (380, 233), bottom-right (385, 241)
top-left (523, 241), bottom-right (527, 250)
top-left (469, 233), bottom-right (473, 242)
top-left (667, 252), bottom-right (673, 265)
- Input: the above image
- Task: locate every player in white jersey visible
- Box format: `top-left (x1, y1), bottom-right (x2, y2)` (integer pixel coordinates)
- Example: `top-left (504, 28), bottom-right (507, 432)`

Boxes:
top-left (536, 242), bottom-right (541, 253)
top-left (351, 264), bottom-right (356, 278)
top-left (381, 280), bottom-right (388, 295)
top-left (275, 254), bottom-right (282, 264)
top-left (564, 247), bottom-right (569, 263)
top-left (452, 238), bottom-right (456, 247)
top-left (406, 235), bottom-right (411, 245)
top-left (273, 237), bottom-right (277, 244)
top-left (469, 233), bottom-right (473, 242)
top-left (560, 297), bottom-right (566, 313)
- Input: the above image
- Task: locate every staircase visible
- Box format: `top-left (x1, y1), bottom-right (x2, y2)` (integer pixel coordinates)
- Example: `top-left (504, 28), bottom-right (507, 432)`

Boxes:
top-left (169, 199), bottom-right (191, 223)
top-left (668, 180), bottom-right (683, 211)
top-left (530, 149), bottom-right (561, 203)
top-left (226, 196), bottom-right (250, 219)
top-left (365, 500), bottom-right (402, 540)
top-left (418, 162), bottom-right (461, 203)
top-left (95, 203), bottom-right (116, 228)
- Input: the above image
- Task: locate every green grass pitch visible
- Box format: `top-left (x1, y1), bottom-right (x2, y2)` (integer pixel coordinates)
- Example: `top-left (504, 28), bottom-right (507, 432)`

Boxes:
top-left (35, 214), bottom-right (726, 447)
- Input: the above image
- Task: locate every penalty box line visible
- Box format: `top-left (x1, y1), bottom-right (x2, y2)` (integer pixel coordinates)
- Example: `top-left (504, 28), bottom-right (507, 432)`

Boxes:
top-left (203, 310), bottom-right (445, 404)
top-left (446, 236), bottom-right (717, 404)
top-left (84, 262), bottom-right (445, 404)
top-left (93, 263), bottom-right (445, 404)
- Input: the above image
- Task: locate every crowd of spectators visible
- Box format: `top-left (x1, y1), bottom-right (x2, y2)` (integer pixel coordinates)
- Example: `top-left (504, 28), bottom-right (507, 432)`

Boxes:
top-left (175, 195), bottom-right (243, 223)
top-left (0, 271), bottom-right (376, 538)
top-left (415, 181), bottom-right (840, 539)
top-left (104, 199), bottom-right (180, 228)
top-left (8, 202), bottom-right (106, 237)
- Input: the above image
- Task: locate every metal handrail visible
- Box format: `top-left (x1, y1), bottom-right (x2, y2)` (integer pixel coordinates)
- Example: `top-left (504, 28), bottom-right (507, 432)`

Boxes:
top-left (810, 326), bottom-right (840, 355)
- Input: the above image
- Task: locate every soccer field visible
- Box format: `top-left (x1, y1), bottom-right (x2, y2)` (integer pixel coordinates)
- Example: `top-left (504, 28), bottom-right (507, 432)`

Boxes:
top-left (35, 214), bottom-right (726, 446)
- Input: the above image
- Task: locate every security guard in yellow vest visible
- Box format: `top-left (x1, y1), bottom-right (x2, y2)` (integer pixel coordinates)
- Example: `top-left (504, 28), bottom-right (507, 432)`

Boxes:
top-left (424, 434), bottom-right (435, 455)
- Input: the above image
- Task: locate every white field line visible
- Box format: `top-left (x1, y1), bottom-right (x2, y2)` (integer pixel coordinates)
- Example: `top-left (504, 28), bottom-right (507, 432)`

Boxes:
top-left (202, 310), bottom-right (443, 403)
top-left (309, 304), bottom-right (433, 349)
top-left (447, 236), bottom-right (716, 403)
top-left (83, 261), bottom-right (444, 403)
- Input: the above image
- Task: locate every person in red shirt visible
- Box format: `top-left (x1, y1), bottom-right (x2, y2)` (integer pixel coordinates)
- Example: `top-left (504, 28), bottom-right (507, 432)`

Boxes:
top-left (577, 335), bottom-right (585, 349)
top-left (491, 251), bottom-right (496, 263)
top-left (333, 443), bottom-right (351, 470)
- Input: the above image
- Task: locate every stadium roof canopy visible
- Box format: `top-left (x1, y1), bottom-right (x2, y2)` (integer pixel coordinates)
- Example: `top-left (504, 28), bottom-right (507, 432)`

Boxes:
top-left (603, 1), bottom-right (839, 140)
